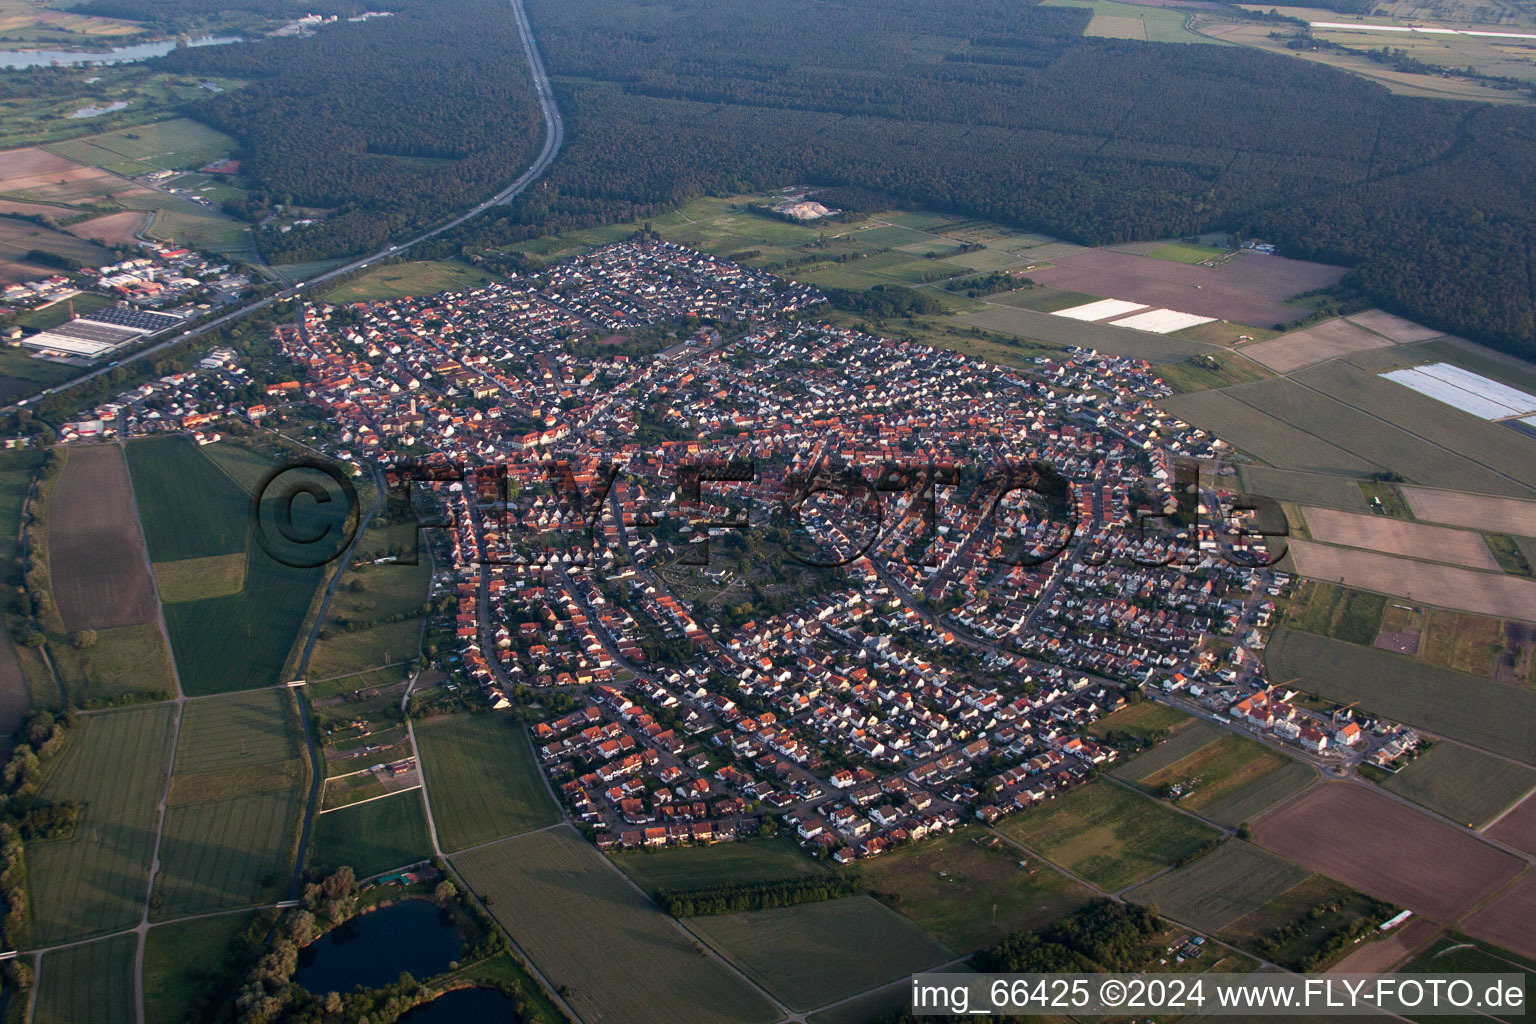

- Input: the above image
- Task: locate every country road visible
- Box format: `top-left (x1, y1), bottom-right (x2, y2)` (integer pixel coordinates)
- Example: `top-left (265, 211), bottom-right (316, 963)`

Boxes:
top-left (2, 0), bottom-right (564, 417)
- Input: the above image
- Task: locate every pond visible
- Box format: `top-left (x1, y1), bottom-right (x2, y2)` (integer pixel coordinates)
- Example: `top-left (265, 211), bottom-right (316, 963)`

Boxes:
top-left (295, 900), bottom-right (462, 996)
top-left (399, 987), bottom-right (522, 1023)
top-left (69, 100), bottom-right (130, 119)
top-left (0, 36), bottom-right (239, 70)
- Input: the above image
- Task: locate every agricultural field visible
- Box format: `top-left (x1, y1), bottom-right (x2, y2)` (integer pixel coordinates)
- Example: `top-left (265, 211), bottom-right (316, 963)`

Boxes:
top-left (1267, 627), bottom-right (1536, 765)
top-left (144, 911), bottom-right (259, 1024)
top-left (1125, 840), bottom-right (1312, 933)
top-left (126, 436), bottom-right (250, 563)
top-left (1283, 581), bottom-right (1387, 644)
top-left (1153, 352), bottom-right (1271, 393)
top-left (1218, 874), bottom-right (1395, 971)
top-left (308, 789), bottom-right (433, 879)
top-left (48, 619), bottom-right (176, 704)
top-left (1301, 507), bottom-right (1499, 569)
top-left (153, 551), bottom-right (246, 604)
top-left (996, 779), bottom-right (1221, 891)
top-left (44, 118), bottom-right (238, 178)
top-left (1286, 539), bottom-right (1536, 621)
top-left (1242, 317), bottom-right (1397, 374)
top-left (1147, 242), bottom-right (1230, 263)
top-left (33, 932), bottom-right (136, 1024)
top-left (1380, 743), bottom-right (1536, 828)
top-left (614, 834), bottom-right (824, 894)
top-left (1045, 0), bottom-right (1219, 42)
top-left (1235, 466), bottom-right (1372, 512)
top-left (1402, 487), bottom-right (1536, 536)
top-left (307, 521), bottom-right (433, 676)
top-left (1087, 699), bottom-right (1190, 742)
top-left (453, 827), bottom-right (779, 1024)
top-left (27, 704), bottom-right (176, 945)
top-left (1400, 933), bottom-right (1536, 1008)
top-left (1112, 719), bottom-right (1225, 780)
top-left (413, 713), bottom-right (560, 852)
top-left (962, 303), bottom-right (1212, 363)
top-left (44, 444), bottom-right (160, 630)
top-left (1251, 782), bottom-right (1524, 922)
top-left (152, 688), bottom-right (307, 918)
top-left (1458, 872), bottom-right (1536, 960)
top-left (322, 259), bottom-right (502, 303)
top-left (1486, 792), bottom-right (1536, 856)
top-left (1419, 610), bottom-right (1508, 676)
top-left (858, 828), bottom-right (1093, 952)
top-left (0, 345), bottom-right (81, 405)
top-left (687, 895), bottom-right (954, 1012)
top-left (1133, 733), bottom-right (1315, 827)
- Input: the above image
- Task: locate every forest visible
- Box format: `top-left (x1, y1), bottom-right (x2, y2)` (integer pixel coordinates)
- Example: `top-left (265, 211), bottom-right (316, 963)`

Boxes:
top-left (430, 0), bottom-right (1531, 357)
top-left (154, 0), bottom-right (542, 263)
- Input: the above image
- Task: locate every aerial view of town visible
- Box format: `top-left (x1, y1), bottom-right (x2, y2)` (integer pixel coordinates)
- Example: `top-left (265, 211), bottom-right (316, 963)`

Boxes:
top-left (0, 0), bottom-right (1533, 1021)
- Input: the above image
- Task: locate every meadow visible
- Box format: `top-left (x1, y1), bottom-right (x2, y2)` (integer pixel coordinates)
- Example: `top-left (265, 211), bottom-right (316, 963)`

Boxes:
top-left (414, 713), bottom-right (559, 852)
top-left (1282, 581), bottom-right (1386, 644)
top-left (152, 689), bottom-right (307, 919)
top-left (27, 704), bottom-right (176, 945)
top-left (153, 551), bottom-right (247, 604)
top-left (996, 780), bottom-right (1221, 891)
top-left (144, 911), bottom-right (259, 1024)
top-left (1380, 742), bottom-right (1536, 828)
top-left (33, 932), bottom-right (137, 1024)
top-left (322, 259), bottom-right (502, 303)
top-left (613, 834), bottom-right (824, 893)
top-left (308, 789), bottom-right (434, 878)
top-left (44, 118), bottom-right (238, 178)
top-left (1266, 626), bottom-right (1536, 765)
top-left (857, 828), bottom-right (1092, 952)
top-left (1087, 700), bottom-right (1189, 742)
top-left (1218, 875), bottom-right (1390, 971)
top-left (47, 620), bottom-right (176, 705)
top-left (1116, 723), bottom-right (1314, 826)
top-left (1124, 840), bottom-right (1312, 933)
top-left (687, 895), bottom-right (955, 1012)
top-left (453, 827), bottom-right (779, 1024)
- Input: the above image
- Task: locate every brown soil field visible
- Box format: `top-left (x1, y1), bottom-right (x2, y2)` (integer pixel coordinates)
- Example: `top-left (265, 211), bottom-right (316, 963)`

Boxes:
top-left (0, 147), bottom-right (81, 182)
top-left (1301, 507), bottom-right (1500, 570)
top-left (0, 199), bottom-right (77, 220)
top-left (1346, 310), bottom-right (1445, 343)
top-left (1457, 872), bottom-right (1536, 959)
top-left (1486, 793), bottom-right (1536, 856)
top-left (1028, 248), bottom-right (1346, 327)
top-left (1252, 782), bottom-right (1525, 922)
top-left (0, 642), bottom-right (29, 760)
top-left (67, 210), bottom-right (149, 247)
top-left (47, 445), bottom-right (159, 631)
top-left (1401, 488), bottom-right (1536, 536)
top-left (1244, 318), bottom-right (1396, 373)
top-left (1287, 539), bottom-right (1536, 621)
top-left (0, 218), bottom-right (115, 285)
top-left (1327, 917), bottom-right (1441, 973)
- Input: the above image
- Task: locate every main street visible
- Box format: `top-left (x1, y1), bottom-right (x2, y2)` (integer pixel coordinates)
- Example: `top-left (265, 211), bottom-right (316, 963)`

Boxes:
top-left (1, 0), bottom-right (563, 418)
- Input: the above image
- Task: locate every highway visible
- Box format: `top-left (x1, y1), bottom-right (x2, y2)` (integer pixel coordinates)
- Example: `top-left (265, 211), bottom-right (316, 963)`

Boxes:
top-left (2, 0), bottom-right (563, 417)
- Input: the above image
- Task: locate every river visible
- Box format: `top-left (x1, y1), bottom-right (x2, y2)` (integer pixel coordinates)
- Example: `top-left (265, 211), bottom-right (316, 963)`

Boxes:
top-left (0, 35), bottom-right (239, 70)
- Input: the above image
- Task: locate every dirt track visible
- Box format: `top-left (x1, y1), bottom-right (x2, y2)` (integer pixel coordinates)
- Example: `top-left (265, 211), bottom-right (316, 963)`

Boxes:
top-left (1252, 782), bottom-right (1525, 923)
top-left (47, 444), bottom-right (160, 631)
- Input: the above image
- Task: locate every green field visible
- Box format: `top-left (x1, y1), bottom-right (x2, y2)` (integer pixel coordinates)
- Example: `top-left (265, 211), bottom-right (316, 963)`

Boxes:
top-left (414, 713), bottom-right (560, 852)
top-left (1266, 626), bottom-right (1536, 766)
top-left (1284, 581), bottom-right (1388, 644)
top-left (1125, 840), bottom-right (1312, 933)
top-left (153, 552), bottom-right (247, 604)
top-left (308, 789), bottom-right (433, 878)
top-left (858, 828), bottom-right (1093, 952)
top-left (1129, 731), bottom-right (1316, 827)
top-left (126, 436), bottom-right (249, 563)
top-left (307, 526), bottom-right (432, 676)
top-left (1113, 720), bottom-right (1224, 781)
top-left (152, 689), bottom-right (307, 918)
top-left (453, 827), bottom-right (779, 1024)
top-left (1155, 352), bottom-right (1272, 393)
top-left (613, 834), bottom-right (824, 894)
top-left (998, 780), bottom-right (1221, 892)
top-left (1380, 743), bottom-right (1536, 828)
top-left (144, 911), bottom-right (258, 1024)
top-left (1219, 874), bottom-right (1391, 971)
top-left (44, 118), bottom-right (238, 177)
top-left (27, 704), bottom-right (176, 944)
top-left (1236, 466), bottom-right (1372, 512)
top-left (1043, 0), bottom-right (1220, 43)
top-left (47, 620), bottom-right (177, 705)
top-left (688, 896), bottom-right (954, 1012)
top-left (1147, 242), bottom-right (1230, 263)
top-left (33, 932), bottom-right (136, 1024)
top-left (322, 259), bottom-right (502, 303)
top-left (1088, 700), bottom-right (1190, 742)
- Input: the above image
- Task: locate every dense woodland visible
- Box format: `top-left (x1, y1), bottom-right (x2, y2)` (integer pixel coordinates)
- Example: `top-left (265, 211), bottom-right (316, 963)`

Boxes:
top-left (154, 0), bottom-right (542, 263)
top-left (162, 0), bottom-right (1536, 355)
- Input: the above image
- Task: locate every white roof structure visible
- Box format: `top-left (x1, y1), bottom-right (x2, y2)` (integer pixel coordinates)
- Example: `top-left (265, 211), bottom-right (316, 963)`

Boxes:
top-left (1381, 363), bottom-right (1536, 420)
top-left (1109, 308), bottom-right (1216, 334)
top-left (1051, 298), bottom-right (1147, 322)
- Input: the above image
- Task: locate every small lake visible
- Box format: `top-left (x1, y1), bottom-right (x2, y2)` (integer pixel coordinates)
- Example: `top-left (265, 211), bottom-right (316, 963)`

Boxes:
top-left (399, 987), bottom-right (521, 1024)
top-left (295, 900), bottom-right (462, 995)
top-left (0, 35), bottom-right (239, 70)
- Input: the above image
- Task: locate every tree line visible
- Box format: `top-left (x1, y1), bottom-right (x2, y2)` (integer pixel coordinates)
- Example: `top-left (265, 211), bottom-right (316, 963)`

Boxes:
top-left (655, 873), bottom-right (860, 916)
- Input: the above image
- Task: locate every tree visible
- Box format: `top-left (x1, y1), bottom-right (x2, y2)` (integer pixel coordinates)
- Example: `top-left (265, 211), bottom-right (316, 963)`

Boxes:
top-left (434, 879), bottom-right (458, 908)
top-left (70, 630), bottom-right (96, 650)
